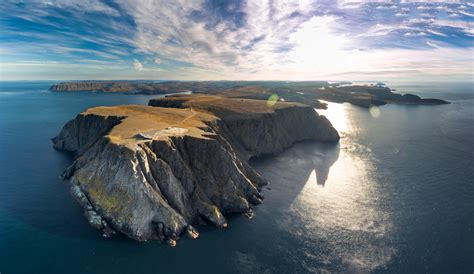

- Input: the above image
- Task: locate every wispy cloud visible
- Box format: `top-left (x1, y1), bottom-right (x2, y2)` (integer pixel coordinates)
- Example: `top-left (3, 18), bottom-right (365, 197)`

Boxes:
top-left (0, 0), bottom-right (473, 80)
top-left (133, 59), bottom-right (144, 72)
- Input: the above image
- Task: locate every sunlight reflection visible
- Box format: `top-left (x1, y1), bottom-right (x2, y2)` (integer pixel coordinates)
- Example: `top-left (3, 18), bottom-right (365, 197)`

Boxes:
top-left (287, 141), bottom-right (394, 271)
top-left (316, 101), bottom-right (351, 133)
top-left (285, 102), bottom-right (393, 271)
top-left (252, 101), bottom-right (394, 272)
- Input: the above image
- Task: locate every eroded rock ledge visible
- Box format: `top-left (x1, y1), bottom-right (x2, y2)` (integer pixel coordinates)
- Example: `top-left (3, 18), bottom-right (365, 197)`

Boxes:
top-left (53, 95), bottom-right (339, 244)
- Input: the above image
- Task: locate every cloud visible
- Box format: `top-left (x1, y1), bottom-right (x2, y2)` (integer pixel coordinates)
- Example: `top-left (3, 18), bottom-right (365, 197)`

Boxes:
top-left (26, 0), bottom-right (120, 16)
top-left (433, 19), bottom-right (474, 35)
top-left (132, 58), bottom-right (164, 74)
top-left (400, 0), bottom-right (462, 3)
top-left (133, 59), bottom-right (144, 72)
top-left (426, 41), bottom-right (441, 48)
top-left (1, 0), bottom-right (473, 80)
top-left (337, 0), bottom-right (393, 9)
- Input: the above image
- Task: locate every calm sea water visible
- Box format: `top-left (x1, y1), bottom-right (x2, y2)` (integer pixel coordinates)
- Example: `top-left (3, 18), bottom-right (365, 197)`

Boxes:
top-left (0, 81), bottom-right (472, 273)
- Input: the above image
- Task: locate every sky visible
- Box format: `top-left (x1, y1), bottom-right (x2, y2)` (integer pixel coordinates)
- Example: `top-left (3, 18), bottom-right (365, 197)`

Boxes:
top-left (0, 0), bottom-right (473, 81)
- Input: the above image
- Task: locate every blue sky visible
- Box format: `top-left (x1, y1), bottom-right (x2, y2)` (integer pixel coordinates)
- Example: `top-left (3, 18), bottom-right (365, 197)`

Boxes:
top-left (0, 0), bottom-right (473, 81)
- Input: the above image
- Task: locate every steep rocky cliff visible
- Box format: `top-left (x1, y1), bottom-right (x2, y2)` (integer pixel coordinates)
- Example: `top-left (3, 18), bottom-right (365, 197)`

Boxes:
top-left (50, 81), bottom-right (186, 94)
top-left (50, 82), bottom-right (131, 92)
top-left (53, 95), bottom-right (339, 244)
top-left (149, 95), bottom-right (339, 159)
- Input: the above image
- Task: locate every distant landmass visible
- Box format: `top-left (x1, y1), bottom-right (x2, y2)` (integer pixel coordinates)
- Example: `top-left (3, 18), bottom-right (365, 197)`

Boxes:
top-left (53, 94), bottom-right (339, 244)
top-left (50, 80), bottom-right (450, 108)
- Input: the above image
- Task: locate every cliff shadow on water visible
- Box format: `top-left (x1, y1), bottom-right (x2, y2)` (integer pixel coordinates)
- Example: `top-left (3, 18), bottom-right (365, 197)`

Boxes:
top-left (249, 141), bottom-right (341, 203)
top-left (185, 140), bottom-right (341, 242)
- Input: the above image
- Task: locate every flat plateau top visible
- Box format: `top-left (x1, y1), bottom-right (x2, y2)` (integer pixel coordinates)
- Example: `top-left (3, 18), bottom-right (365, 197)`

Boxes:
top-left (82, 104), bottom-right (215, 145)
top-left (151, 94), bottom-right (304, 114)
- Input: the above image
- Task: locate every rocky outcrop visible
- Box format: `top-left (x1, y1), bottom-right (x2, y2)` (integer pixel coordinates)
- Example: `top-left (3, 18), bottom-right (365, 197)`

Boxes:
top-left (149, 95), bottom-right (339, 159)
top-left (53, 95), bottom-right (339, 244)
top-left (50, 82), bottom-right (131, 92)
top-left (317, 85), bottom-right (450, 107)
top-left (50, 81), bottom-right (187, 94)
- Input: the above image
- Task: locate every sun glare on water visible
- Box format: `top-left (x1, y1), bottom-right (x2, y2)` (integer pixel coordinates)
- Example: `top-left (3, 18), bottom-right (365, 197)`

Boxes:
top-left (276, 101), bottom-right (395, 271)
top-left (316, 101), bottom-right (350, 133)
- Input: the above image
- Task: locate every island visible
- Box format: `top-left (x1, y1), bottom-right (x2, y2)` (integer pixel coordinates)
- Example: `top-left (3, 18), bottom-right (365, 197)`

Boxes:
top-left (53, 94), bottom-right (339, 245)
top-left (50, 81), bottom-right (450, 108)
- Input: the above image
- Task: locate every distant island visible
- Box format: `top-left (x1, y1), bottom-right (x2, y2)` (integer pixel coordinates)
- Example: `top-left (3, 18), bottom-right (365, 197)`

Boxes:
top-left (50, 80), bottom-right (450, 108)
top-left (53, 94), bottom-right (339, 245)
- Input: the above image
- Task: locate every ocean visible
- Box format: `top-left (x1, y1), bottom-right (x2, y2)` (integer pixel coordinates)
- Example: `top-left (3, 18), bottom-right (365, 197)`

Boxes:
top-left (0, 81), bottom-right (472, 273)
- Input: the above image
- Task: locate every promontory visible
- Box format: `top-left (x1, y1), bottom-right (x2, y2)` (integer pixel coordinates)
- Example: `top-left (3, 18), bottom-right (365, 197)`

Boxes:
top-left (53, 94), bottom-right (339, 245)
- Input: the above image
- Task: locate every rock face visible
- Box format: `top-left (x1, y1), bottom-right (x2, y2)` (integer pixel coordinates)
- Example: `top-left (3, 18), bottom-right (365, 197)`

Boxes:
top-left (53, 95), bottom-right (339, 243)
top-left (50, 82), bottom-right (132, 92)
top-left (304, 85), bottom-right (450, 107)
top-left (149, 95), bottom-right (339, 159)
top-left (50, 81), bottom-right (187, 94)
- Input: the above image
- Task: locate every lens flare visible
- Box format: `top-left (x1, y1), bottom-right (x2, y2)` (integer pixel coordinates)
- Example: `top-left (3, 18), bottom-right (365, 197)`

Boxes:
top-left (369, 105), bottom-right (380, 118)
top-left (266, 94), bottom-right (279, 107)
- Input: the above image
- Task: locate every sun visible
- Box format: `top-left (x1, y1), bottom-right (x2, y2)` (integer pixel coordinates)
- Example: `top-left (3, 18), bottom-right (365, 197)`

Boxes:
top-left (287, 16), bottom-right (352, 75)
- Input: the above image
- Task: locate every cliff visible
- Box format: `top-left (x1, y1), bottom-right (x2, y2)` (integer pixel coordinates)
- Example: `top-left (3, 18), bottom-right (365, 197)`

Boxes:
top-left (149, 95), bottom-right (338, 159)
top-left (51, 81), bottom-right (133, 92)
top-left (53, 95), bottom-right (339, 244)
top-left (50, 81), bottom-right (188, 94)
top-left (322, 85), bottom-right (450, 107)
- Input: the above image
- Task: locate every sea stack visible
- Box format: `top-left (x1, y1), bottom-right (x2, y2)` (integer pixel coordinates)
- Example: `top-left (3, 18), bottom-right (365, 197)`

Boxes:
top-left (53, 94), bottom-right (339, 244)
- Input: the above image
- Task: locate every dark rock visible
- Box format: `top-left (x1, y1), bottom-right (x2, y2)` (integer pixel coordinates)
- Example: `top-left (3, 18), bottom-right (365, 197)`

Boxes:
top-left (185, 225), bottom-right (199, 239)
